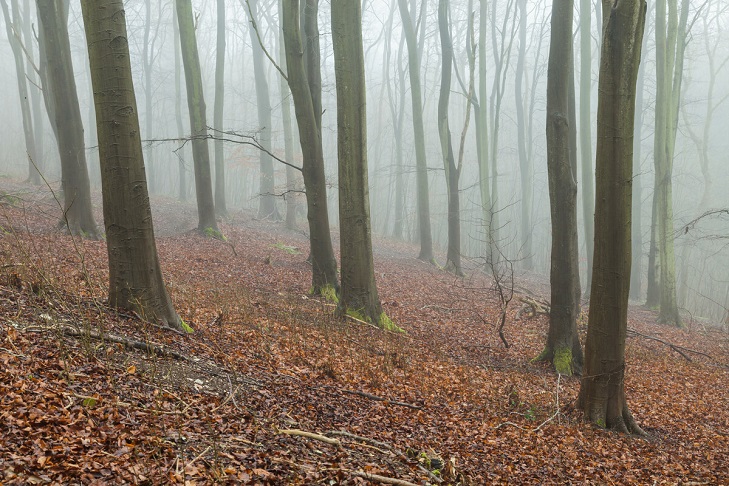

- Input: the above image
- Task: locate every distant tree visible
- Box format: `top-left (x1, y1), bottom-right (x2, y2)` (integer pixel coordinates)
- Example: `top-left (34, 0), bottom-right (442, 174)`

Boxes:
top-left (578, 0), bottom-right (647, 434)
top-left (476, 0), bottom-right (492, 256)
top-left (172, 4), bottom-right (188, 202)
top-left (648, 0), bottom-right (689, 326)
top-left (398, 0), bottom-right (434, 262)
top-left (80, 0), bottom-right (182, 330)
top-left (437, 0), bottom-right (463, 277)
top-left (578, 0), bottom-right (595, 292)
top-left (332, 0), bottom-right (393, 329)
top-left (277, 0), bottom-right (298, 230)
top-left (141, 0), bottom-right (162, 193)
top-left (0, 0), bottom-right (39, 185)
top-left (537, 0), bottom-right (583, 376)
top-left (281, 0), bottom-right (338, 294)
top-left (36, 0), bottom-right (98, 238)
top-left (214, 0), bottom-right (228, 218)
top-left (245, 0), bottom-right (278, 220)
top-left (175, 0), bottom-right (219, 234)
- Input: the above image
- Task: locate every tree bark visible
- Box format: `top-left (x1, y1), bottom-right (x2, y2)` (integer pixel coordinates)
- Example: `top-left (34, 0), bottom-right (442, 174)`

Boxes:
top-left (578, 0), bottom-right (647, 434)
top-left (282, 0), bottom-right (338, 294)
top-left (278, 0), bottom-right (297, 230)
top-left (172, 4), bottom-right (188, 202)
top-left (80, 0), bottom-right (181, 330)
top-left (514, 0), bottom-right (532, 270)
top-left (538, 0), bottom-right (583, 376)
top-left (175, 0), bottom-right (219, 234)
top-left (36, 0), bottom-right (98, 238)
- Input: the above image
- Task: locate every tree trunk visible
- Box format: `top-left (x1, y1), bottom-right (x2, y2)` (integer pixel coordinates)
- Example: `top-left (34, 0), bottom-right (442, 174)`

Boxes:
top-left (282, 0), bottom-right (338, 294)
top-left (437, 0), bottom-right (462, 277)
top-left (36, 0), bottom-right (98, 238)
top-left (579, 0), bottom-right (595, 294)
top-left (246, 0), bottom-right (278, 220)
top-left (81, 0), bottom-right (181, 331)
top-left (332, 0), bottom-right (391, 329)
top-left (23, 0), bottom-right (45, 184)
top-left (214, 0), bottom-right (228, 217)
top-left (172, 4), bottom-right (188, 202)
top-left (278, 0), bottom-right (297, 230)
top-left (398, 0), bottom-right (433, 262)
top-left (175, 0), bottom-right (219, 234)
top-left (538, 0), bottom-right (583, 376)
top-left (1, 0), bottom-right (39, 185)
top-left (578, 0), bottom-right (647, 434)
top-left (514, 0), bottom-right (532, 270)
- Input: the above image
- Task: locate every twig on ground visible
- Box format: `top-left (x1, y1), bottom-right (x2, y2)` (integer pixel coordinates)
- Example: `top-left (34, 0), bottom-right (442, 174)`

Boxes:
top-left (339, 389), bottom-right (423, 411)
top-left (627, 327), bottom-right (713, 362)
top-left (278, 428), bottom-right (341, 446)
top-left (351, 471), bottom-right (420, 486)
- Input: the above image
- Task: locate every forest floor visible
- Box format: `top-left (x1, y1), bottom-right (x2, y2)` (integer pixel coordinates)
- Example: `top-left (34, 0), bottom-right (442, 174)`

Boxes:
top-left (0, 178), bottom-right (728, 485)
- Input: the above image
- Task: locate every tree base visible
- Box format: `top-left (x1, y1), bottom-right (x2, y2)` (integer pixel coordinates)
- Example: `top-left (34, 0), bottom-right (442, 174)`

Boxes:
top-left (534, 345), bottom-right (581, 376)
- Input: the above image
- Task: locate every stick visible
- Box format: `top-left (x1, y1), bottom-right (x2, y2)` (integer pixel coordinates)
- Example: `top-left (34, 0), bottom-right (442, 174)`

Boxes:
top-left (351, 471), bottom-right (420, 486)
top-left (24, 325), bottom-right (188, 361)
top-left (627, 327), bottom-right (713, 362)
top-left (278, 429), bottom-right (341, 446)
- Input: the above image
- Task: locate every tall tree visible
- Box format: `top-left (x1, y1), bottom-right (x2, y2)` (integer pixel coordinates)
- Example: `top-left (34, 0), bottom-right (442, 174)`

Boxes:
top-left (278, 0), bottom-right (297, 229)
top-left (245, 0), bottom-right (278, 219)
top-left (175, 0), bottom-right (219, 234)
top-left (1, 0), bottom-right (39, 185)
top-left (398, 0), bottom-right (434, 262)
top-left (578, 0), bottom-right (647, 434)
top-left (476, 0), bottom-right (492, 257)
top-left (36, 0), bottom-right (98, 238)
top-left (514, 0), bottom-right (532, 269)
top-left (23, 0), bottom-right (45, 183)
top-left (579, 0), bottom-right (595, 291)
top-left (172, 4), bottom-right (188, 202)
top-left (214, 0), bottom-right (228, 217)
top-left (80, 0), bottom-right (182, 330)
top-left (282, 0), bottom-right (338, 294)
top-left (537, 0), bottom-right (583, 376)
top-left (141, 0), bottom-right (162, 193)
top-left (650, 0), bottom-right (689, 326)
top-left (437, 0), bottom-right (463, 276)
top-left (332, 0), bottom-right (392, 329)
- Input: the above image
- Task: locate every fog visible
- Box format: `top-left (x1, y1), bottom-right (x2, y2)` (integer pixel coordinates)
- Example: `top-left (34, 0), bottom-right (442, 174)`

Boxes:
top-left (1, 0), bottom-right (727, 323)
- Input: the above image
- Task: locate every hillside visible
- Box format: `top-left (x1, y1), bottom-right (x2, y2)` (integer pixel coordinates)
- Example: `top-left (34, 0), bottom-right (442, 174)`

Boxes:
top-left (1, 179), bottom-right (727, 485)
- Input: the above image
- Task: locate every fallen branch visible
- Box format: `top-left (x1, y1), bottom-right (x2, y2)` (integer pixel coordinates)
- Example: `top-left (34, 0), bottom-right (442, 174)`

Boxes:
top-left (351, 471), bottom-right (420, 486)
top-left (340, 389), bottom-right (422, 411)
top-left (627, 328), bottom-right (713, 362)
top-left (278, 428), bottom-right (341, 446)
top-left (24, 325), bottom-right (188, 361)
top-left (516, 297), bottom-right (550, 319)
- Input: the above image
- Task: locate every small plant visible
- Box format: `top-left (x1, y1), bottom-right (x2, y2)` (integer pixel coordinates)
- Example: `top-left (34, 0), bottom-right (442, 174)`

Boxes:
top-left (203, 227), bottom-right (227, 241)
top-left (180, 319), bottom-right (194, 333)
top-left (272, 242), bottom-right (301, 255)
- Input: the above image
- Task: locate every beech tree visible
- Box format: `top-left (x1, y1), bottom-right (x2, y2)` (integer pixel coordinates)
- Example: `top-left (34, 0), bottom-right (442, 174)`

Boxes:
top-left (1, 0), bottom-right (39, 185)
top-left (537, 0), bottom-right (583, 376)
top-left (332, 0), bottom-right (394, 329)
top-left (245, 0), bottom-right (278, 220)
top-left (175, 0), bottom-right (219, 234)
top-left (398, 0), bottom-right (434, 262)
top-left (437, 0), bottom-right (463, 276)
top-left (214, 0), bottom-right (228, 218)
top-left (36, 0), bottom-right (98, 238)
top-left (80, 0), bottom-right (182, 330)
top-left (281, 0), bottom-right (338, 294)
top-left (579, 0), bottom-right (595, 291)
top-left (578, 0), bottom-right (647, 434)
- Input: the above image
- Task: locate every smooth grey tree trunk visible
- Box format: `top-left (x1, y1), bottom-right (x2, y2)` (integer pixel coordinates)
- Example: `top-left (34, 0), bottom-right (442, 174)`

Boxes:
top-left (36, 0), bottom-right (98, 238)
top-left (214, 0), bottom-right (227, 217)
top-left (175, 0), bottom-right (219, 234)
top-left (172, 5), bottom-right (188, 202)
top-left (538, 0), bottom-right (583, 376)
top-left (579, 0), bottom-right (595, 293)
top-left (81, 0), bottom-right (181, 331)
top-left (578, 0), bottom-right (647, 434)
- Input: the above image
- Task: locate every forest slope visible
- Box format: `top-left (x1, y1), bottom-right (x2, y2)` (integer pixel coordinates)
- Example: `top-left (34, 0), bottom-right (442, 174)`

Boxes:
top-left (0, 179), bottom-right (727, 485)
